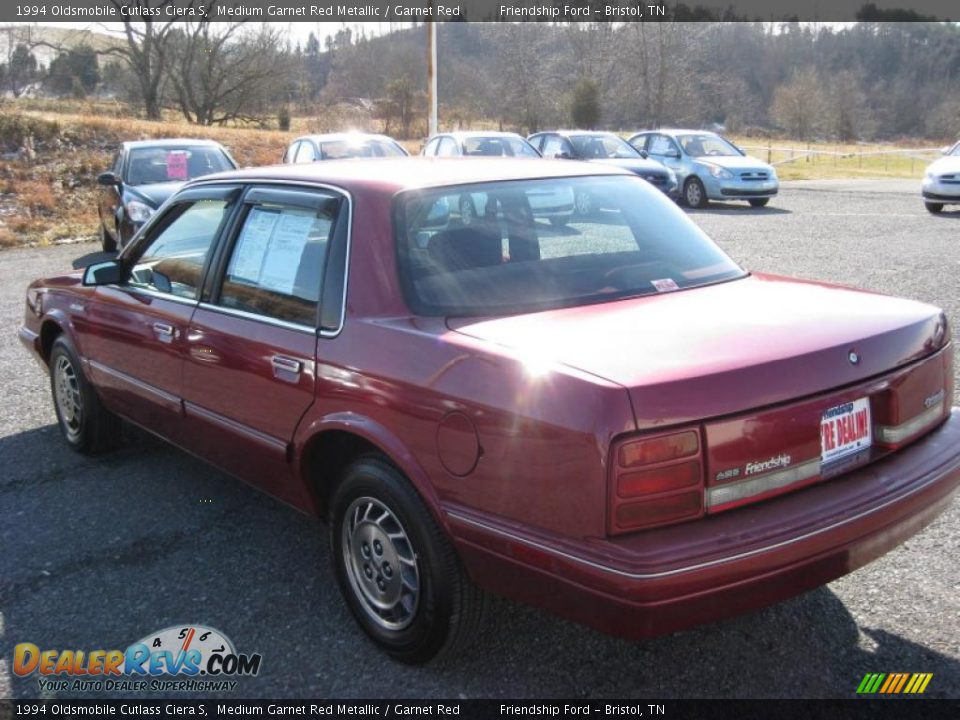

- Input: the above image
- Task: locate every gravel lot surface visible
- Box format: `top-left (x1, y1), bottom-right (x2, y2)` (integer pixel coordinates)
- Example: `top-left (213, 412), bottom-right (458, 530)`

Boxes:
top-left (1, 180), bottom-right (957, 700)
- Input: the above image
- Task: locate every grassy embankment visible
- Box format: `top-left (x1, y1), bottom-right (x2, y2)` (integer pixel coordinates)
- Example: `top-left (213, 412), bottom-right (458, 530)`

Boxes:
top-left (0, 99), bottom-right (944, 249)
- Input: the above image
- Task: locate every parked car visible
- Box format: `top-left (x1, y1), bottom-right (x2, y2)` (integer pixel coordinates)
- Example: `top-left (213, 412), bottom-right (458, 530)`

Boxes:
top-left (629, 129), bottom-right (778, 208)
top-left (527, 130), bottom-right (678, 210)
top-left (422, 131), bottom-right (541, 158)
top-left (423, 131), bottom-right (573, 224)
top-left (922, 140), bottom-right (960, 214)
top-left (282, 133), bottom-right (408, 163)
top-left (21, 158), bottom-right (959, 664)
top-left (97, 139), bottom-right (236, 251)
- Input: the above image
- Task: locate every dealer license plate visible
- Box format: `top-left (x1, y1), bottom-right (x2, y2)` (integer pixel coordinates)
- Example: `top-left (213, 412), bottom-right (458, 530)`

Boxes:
top-left (821, 397), bottom-right (872, 465)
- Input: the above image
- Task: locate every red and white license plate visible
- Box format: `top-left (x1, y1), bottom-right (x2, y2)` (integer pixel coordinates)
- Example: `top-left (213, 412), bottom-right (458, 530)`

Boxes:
top-left (821, 397), bottom-right (872, 465)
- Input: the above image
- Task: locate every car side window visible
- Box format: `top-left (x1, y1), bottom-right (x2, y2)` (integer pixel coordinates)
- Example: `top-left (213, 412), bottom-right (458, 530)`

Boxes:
top-left (217, 192), bottom-right (342, 326)
top-left (283, 142), bottom-right (300, 164)
top-left (542, 136), bottom-right (573, 158)
top-left (528, 135), bottom-right (543, 153)
top-left (294, 142), bottom-right (317, 163)
top-left (111, 151), bottom-right (123, 175)
top-left (126, 200), bottom-right (229, 300)
top-left (649, 135), bottom-right (678, 157)
top-left (423, 138), bottom-right (440, 156)
top-left (437, 137), bottom-right (458, 156)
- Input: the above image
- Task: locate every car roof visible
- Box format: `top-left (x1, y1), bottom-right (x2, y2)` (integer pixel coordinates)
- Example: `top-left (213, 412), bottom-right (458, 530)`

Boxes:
top-left (433, 131), bottom-right (528, 140)
top-left (534, 130), bottom-right (620, 138)
top-left (189, 157), bottom-right (631, 194)
top-left (294, 132), bottom-right (400, 144)
top-left (642, 129), bottom-right (719, 136)
top-left (122, 138), bottom-right (225, 150)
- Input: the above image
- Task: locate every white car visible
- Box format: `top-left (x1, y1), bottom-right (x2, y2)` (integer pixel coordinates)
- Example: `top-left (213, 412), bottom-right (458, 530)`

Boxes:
top-left (922, 141), bottom-right (960, 213)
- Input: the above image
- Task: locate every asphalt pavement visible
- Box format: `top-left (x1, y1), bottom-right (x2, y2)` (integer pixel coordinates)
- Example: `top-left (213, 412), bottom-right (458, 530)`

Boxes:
top-left (1, 179), bottom-right (958, 699)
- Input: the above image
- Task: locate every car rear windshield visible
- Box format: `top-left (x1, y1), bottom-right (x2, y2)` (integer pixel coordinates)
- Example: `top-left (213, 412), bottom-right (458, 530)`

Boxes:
top-left (126, 146), bottom-right (234, 185)
top-left (396, 175), bottom-right (746, 316)
top-left (320, 139), bottom-right (406, 159)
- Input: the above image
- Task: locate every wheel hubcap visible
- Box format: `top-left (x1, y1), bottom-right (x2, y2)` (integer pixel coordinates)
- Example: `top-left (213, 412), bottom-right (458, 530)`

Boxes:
top-left (342, 497), bottom-right (420, 631)
top-left (687, 183), bottom-right (701, 205)
top-left (54, 355), bottom-right (82, 440)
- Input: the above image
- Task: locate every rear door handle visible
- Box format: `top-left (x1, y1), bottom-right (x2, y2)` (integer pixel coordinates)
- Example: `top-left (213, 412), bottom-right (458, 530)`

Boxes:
top-left (271, 355), bottom-right (302, 379)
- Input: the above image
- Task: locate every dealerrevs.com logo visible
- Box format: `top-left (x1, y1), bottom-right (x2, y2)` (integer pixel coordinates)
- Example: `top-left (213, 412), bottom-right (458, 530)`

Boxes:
top-left (13, 625), bottom-right (262, 693)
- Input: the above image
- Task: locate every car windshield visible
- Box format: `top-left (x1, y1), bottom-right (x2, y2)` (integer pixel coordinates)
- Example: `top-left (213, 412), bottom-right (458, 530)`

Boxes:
top-left (125, 146), bottom-right (234, 186)
top-left (396, 176), bottom-right (746, 316)
top-left (948, 143), bottom-right (960, 157)
top-left (570, 135), bottom-right (640, 159)
top-left (462, 136), bottom-right (540, 157)
top-left (319, 139), bottom-right (406, 159)
top-left (677, 134), bottom-right (742, 158)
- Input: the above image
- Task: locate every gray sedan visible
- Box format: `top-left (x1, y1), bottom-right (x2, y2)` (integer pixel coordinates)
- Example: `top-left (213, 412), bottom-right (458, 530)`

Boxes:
top-left (630, 129), bottom-right (778, 208)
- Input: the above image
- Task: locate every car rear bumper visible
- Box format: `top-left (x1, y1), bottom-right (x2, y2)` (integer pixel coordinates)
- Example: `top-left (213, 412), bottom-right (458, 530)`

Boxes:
top-left (448, 408), bottom-right (960, 640)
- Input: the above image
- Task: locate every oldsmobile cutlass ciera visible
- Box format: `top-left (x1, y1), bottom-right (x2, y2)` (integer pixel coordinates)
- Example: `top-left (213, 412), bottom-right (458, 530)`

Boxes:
top-left (19, 158), bottom-right (960, 663)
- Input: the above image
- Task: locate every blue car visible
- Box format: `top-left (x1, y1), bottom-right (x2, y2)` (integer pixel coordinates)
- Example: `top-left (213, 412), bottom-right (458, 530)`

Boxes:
top-left (629, 129), bottom-right (778, 208)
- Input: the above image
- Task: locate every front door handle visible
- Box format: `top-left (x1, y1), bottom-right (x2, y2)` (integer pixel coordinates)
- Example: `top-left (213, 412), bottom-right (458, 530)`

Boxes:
top-left (153, 322), bottom-right (175, 342)
top-left (271, 355), bottom-right (302, 381)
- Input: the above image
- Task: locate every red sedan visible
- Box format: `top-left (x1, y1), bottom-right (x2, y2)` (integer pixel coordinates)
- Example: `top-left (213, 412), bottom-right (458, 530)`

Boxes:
top-left (19, 158), bottom-right (959, 663)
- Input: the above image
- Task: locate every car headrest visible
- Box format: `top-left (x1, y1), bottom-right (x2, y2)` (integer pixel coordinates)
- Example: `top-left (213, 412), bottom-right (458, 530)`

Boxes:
top-left (427, 227), bottom-right (502, 272)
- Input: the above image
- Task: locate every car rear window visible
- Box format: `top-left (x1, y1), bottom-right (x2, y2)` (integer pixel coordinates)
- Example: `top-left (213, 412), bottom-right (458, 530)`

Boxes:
top-left (395, 175), bottom-right (746, 316)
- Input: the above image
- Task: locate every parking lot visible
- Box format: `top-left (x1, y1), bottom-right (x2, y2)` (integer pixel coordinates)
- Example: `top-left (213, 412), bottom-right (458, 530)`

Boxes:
top-left (1, 179), bottom-right (958, 700)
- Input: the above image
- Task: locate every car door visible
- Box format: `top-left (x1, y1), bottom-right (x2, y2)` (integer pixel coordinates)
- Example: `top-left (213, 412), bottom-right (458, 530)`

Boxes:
top-left (180, 185), bottom-right (347, 504)
top-left (82, 186), bottom-right (239, 442)
top-left (648, 134), bottom-right (685, 177)
top-left (99, 150), bottom-right (124, 241)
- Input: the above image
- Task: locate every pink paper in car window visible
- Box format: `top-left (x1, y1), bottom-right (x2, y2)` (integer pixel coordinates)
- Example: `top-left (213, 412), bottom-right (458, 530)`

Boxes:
top-left (166, 151), bottom-right (188, 180)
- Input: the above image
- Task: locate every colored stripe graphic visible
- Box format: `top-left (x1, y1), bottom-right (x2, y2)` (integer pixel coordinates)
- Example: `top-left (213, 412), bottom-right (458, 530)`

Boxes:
top-left (857, 673), bottom-right (932, 694)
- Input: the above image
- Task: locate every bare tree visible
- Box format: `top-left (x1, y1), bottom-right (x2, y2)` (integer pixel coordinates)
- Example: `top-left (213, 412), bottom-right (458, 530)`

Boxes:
top-left (771, 69), bottom-right (826, 140)
top-left (172, 21), bottom-right (290, 126)
top-left (102, 0), bottom-right (183, 119)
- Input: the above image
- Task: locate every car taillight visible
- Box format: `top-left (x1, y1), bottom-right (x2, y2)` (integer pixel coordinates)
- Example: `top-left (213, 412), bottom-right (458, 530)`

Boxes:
top-left (608, 429), bottom-right (705, 535)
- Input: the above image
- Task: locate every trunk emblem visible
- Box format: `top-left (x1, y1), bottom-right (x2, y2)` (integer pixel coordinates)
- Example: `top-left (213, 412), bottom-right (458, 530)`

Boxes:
top-left (848, 350), bottom-right (860, 365)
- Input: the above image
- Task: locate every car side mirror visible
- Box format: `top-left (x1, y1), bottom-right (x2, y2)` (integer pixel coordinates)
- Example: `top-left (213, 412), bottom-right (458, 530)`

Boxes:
top-left (97, 171), bottom-right (120, 186)
top-left (667, 150), bottom-right (681, 159)
top-left (82, 260), bottom-right (122, 286)
top-left (554, 151), bottom-right (572, 160)
top-left (638, 149), bottom-right (649, 159)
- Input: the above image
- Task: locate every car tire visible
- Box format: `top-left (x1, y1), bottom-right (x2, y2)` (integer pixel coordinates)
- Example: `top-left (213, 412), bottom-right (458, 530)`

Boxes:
top-left (49, 336), bottom-right (119, 455)
top-left (330, 455), bottom-right (485, 664)
top-left (749, 198), bottom-right (770, 208)
top-left (925, 202), bottom-right (944, 214)
top-left (683, 177), bottom-right (708, 208)
top-left (459, 195), bottom-right (477, 225)
top-left (100, 224), bottom-right (117, 253)
top-left (574, 190), bottom-right (593, 217)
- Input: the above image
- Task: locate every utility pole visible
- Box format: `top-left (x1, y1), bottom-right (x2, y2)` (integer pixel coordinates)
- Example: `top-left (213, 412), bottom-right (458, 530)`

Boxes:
top-left (426, 16), bottom-right (438, 136)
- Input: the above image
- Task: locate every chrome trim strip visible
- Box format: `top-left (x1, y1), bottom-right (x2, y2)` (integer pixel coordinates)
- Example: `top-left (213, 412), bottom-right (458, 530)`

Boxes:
top-left (196, 302), bottom-right (315, 335)
top-left (447, 413), bottom-right (959, 580)
top-left (183, 177), bottom-right (354, 338)
top-left (877, 401), bottom-right (945, 445)
top-left (115, 286), bottom-right (199, 308)
top-left (183, 401), bottom-right (288, 454)
top-left (706, 458), bottom-right (821, 508)
top-left (87, 359), bottom-right (180, 408)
